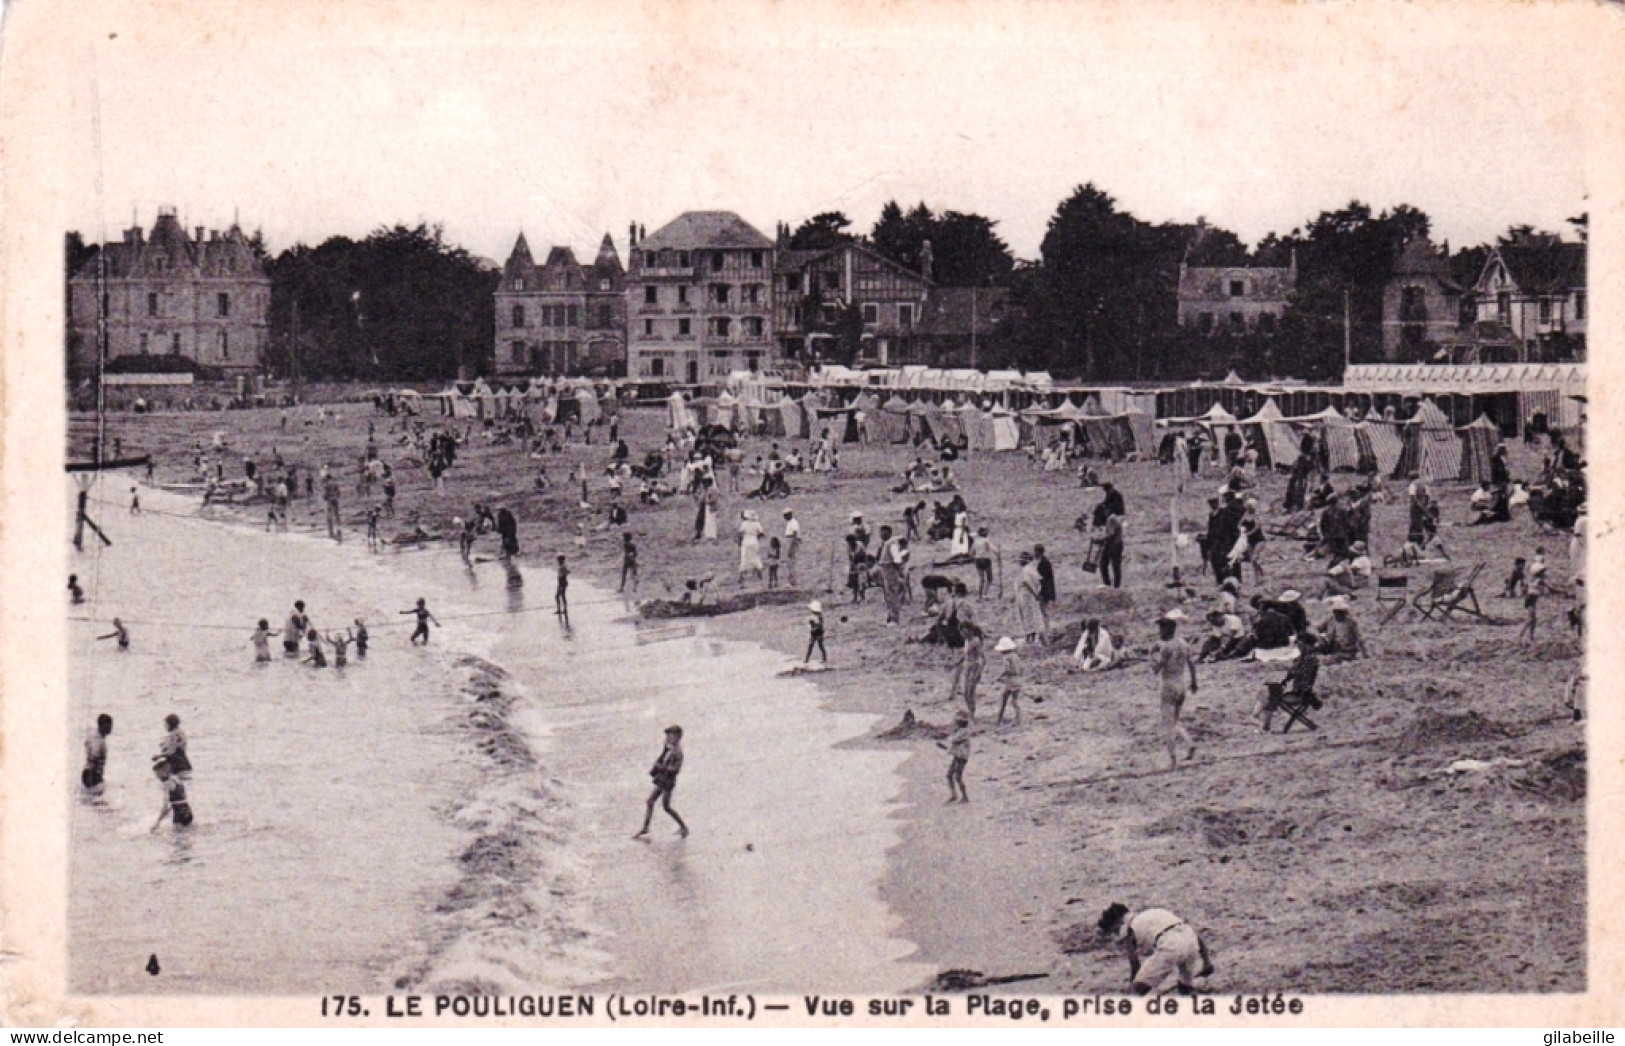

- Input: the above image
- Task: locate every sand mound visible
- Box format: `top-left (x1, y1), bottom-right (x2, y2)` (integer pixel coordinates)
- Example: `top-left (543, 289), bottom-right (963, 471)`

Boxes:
top-left (1055, 922), bottom-right (1116, 956)
top-left (1144, 807), bottom-right (1303, 848)
top-left (1060, 588), bottom-right (1137, 616)
top-left (1509, 745), bottom-right (1586, 801)
top-left (1391, 710), bottom-right (1512, 754)
top-left (876, 708), bottom-right (952, 741)
top-left (640, 589), bottom-right (808, 618)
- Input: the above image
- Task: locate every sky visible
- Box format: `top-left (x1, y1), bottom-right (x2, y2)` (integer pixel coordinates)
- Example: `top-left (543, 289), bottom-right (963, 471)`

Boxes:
top-left (17, 0), bottom-right (1601, 266)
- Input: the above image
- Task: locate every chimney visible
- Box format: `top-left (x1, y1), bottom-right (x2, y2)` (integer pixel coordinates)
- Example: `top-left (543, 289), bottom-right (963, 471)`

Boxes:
top-left (629, 222), bottom-right (638, 247)
top-left (639, 224), bottom-right (646, 242)
top-left (919, 239), bottom-right (934, 283)
top-left (196, 226), bottom-right (205, 242)
top-left (210, 229), bottom-right (219, 241)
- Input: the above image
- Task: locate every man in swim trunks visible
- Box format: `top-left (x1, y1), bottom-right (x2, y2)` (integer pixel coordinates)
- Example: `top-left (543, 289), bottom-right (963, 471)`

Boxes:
top-left (151, 758), bottom-right (193, 830)
top-left (284, 601), bottom-right (308, 655)
top-left (82, 714), bottom-right (112, 792)
top-left (401, 598), bottom-right (439, 645)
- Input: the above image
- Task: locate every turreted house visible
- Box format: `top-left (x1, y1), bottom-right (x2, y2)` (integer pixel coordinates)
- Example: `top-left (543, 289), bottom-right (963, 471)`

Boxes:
top-left (67, 208), bottom-right (270, 376)
top-left (494, 232), bottom-right (627, 377)
top-left (1471, 242), bottom-right (1587, 363)
top-left (1381, 236), bottom-right (1467, 361)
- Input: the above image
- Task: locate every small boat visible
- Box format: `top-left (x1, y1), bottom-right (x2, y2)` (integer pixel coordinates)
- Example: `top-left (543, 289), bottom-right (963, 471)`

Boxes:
top-left (65, 454), bottom-right (151, 474)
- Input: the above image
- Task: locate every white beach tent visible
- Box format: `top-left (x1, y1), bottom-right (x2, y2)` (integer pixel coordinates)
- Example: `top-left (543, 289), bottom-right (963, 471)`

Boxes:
top-left (1239, 399), bottom-right (1299, 469)
top-left (668, 391), bottom-right (696, 432)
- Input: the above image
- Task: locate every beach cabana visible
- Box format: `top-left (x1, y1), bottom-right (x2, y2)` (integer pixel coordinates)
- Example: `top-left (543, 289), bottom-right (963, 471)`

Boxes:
top-left (1238, 399), bottom-right (1298, 469)
top-left (575, 386), bottom-right (601, 426)
top-left (1393, 398), bottom-right (1462, 482)
top-left (814, 406), bottom-right (861, 443)
top-left (1357, 420), bottom-right (1404, 476)
top-left (874, 395), bottom-right (912, 443)
top-left (905, 401), bottom-right (937, 444)
top-left (668, 392), bottom-right (696, 432)
top-left (1120, 410), bottom-right (1157, 457)
top-left (1321, 413), bottom-right (1367, 472)
top-left (1457, 414), bottom-right (1502, 484)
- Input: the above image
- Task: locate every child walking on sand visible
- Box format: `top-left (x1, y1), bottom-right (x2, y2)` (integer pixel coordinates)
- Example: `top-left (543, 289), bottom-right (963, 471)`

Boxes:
top-left (993, 636), bottom-right (1024, 725)
top-left (1519, 590), bottom-right (1539, 643)
top-left (634, 725), bottom-right (689, 839)
top-left (766, 537), bottom-right (782, 590)
top-left (555, 556), bottom-right (570, 616)
top-left (938, 711), bottom-right (971, 803)
top-left (804, 600), bottom-right (827, 663)
top-left (129, 486), bottom-right (141, 515)
top-left (401, 598), bottom-right (439, 645)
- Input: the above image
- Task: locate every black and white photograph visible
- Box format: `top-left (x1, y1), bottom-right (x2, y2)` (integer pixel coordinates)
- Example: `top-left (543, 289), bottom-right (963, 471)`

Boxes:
top-left (2, 0), bottom-right (1621, 1029)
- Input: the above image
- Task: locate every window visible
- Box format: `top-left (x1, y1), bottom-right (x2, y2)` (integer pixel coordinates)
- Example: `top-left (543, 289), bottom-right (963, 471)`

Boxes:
top-left (898, 304), bottom-right (914, 328)
top-left (514, 278), bottom-right (525, 292)
top-left (1497, 292), bottom-right (1511, 324)
top-left (598, 304), bottom-right (613, 327)
top-left (1259, 313), bottom-right (1276, 335)
top-left (171, 332), bottom-right (181, 353)
top-left (1539, 297), bottom-right (1553, 323)
top-left (643, 318), bottom-right (655, 336)
top-left (751, 250), bottom-right (764, 268)
top-left (744, 316), bottom-right (764, 338)
top-left (745, 284), bottom-right (762, 304)
top-left (513, 305), bottom-right (527, 328)
top-left (712, 284), bottom-right (731, 305)
top-left (599, 279), bottom-right (610, 291)
top-left (139, 333), bottom-right (149, 353)
top-left (785, 274), bottom-right (802, 293)
top-left (645, 285), bottom-right (658, 305)
top-left (1229, 280), bottom-right (1245, 298)
top-left (567, 305), bottom-right (579, 327)
top-left (823, 274), bottom-right (840, 292)
top-left (512, 340), bottom-right (526, 364)
top-left (1229, 312), bottom-right (1245, 331)
top-left (644, 251), bottom-right (657, 268)
top-left (147, 292), bottom-right (159, 316)
top-left (1198, 312), bottom-right (1214, 333)
top-left (1576, 291), bottom-right (1587, 321)
top-left (219, 331), bottom-right (229, 358)
top-left (821, 304), bottom-right (838, 325)
top-left (678, 318), bottom-right (691, 337)
top-left (217, 293), bottom-right (230, 317)
top-left (678, 251), bottom-right (690, 269)
top-left (710, 316), bottom-right (732, 337)
top-left (861, 303), bottom-right (878, 324)
top-left (712, 252), bottom-right (725, 272)
top-left (678, 285), bottom-right (689, 305)
top-left (650, 357), bottom-right (664, 377)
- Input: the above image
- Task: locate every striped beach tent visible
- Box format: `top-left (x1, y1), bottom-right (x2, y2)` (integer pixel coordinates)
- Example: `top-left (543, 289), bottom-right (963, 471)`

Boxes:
top-left (1357, 420), bottom-right (1404, 476)
top-left (1238, 399), bottom-right (1298, 469)
top-left (874, 396), bottom-right (912, 443)
top-left (1457, 414), bottom-right (1501, 484)
top-left (1322, 413), bottom-right (1365, 472)
top-left (1393, 399), bottom-right (1462, 482)
top-left (1121, 410), bottom-right (1157, 457)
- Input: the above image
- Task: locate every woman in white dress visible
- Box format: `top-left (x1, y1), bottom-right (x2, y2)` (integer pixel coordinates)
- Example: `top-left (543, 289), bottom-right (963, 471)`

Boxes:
top-left (702, 484), bottom-right (720, 541)
top-left (738, 509), bottom-right (765, 579)
top-left (1015, 552), bottom-right (1044, 643)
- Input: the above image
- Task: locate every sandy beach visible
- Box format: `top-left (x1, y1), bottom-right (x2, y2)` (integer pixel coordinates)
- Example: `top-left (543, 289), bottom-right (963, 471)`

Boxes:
top-left (77, 394), bottom-right (1586, 993)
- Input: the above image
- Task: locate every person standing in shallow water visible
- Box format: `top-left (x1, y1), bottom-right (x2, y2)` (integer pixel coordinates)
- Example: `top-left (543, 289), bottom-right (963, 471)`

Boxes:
top-left (82, 714), bottom-right (112, 793)
top-left (250, 619), bottom-right (272, 663)
top-left (401, 598), bottom-right (439, 645)
top-left (634, 725), bottom-right (689, 839)
top-left (151, 758), bottom-right (193, 831)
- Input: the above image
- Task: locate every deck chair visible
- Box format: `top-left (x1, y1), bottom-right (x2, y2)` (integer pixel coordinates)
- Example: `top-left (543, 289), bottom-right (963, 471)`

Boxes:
top-left (1374, 573), bottom-right (1411, 624)
top-left (1264, 680), bottom-right (1321, 733)
top-left (1414, 564), bottom-right (1488, 622)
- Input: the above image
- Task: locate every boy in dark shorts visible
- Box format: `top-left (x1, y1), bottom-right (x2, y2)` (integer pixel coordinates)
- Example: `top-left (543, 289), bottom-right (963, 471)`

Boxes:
top-left (555, 556), bottom-right (570, 616)
top-left (151, 758), bottom-right (193, 830)
top-left (937, 711), bottom-right (971, 802)
top-left (634, 725), bottom-right (689, 839)
top-left (401, 598), bottom-right (439, 645)
top-left (82, 714), bottom-right (112, 792)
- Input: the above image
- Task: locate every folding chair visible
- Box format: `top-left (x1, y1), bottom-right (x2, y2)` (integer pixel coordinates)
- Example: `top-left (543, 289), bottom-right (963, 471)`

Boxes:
top-left (1264, 681), bottom-right (1321, 733)
top-left (1436, 563), bottom-right (1488, 622)
top-left (1374, 573), bottom-right (1411, 624)
top-left (1414, 564), bottom-right (1488, 622)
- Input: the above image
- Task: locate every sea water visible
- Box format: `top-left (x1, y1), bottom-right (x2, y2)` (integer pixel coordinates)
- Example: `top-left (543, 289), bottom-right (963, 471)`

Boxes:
top-left (67, 478), bottom-right (927, 994)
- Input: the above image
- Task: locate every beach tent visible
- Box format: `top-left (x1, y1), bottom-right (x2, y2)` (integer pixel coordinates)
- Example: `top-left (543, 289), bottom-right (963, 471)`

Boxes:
top-left (852, 390), bottom-right (881, 414)
top-left (774, 398), bottom-right (803, 440)
top-left (964, 407), bottom-right (996, 452)
top-left (1238, 399), bottom-right (1298, 469)
top-left (797, 392), bottom-right (823, 437)
top-left (575, 386), bottom-right (601, 426)
top-left (1393, 399), bottom-right (1462, 482)
top-left (905, 401), bottom-right (937, 444)
top-left (935, 402), bottom-right (968, 444)
top-left (1321, 413), bottom-right (1367, 472)
top-left (1457, 414), bottom-right (1502, 484)
top-left (871, 396), bottom-right (910, 443)
top-left (814, 406), bottom-right (861, 443)
top-left (668, 392), bottom-right (696, 432)
top-left (1121, 410), bottom-right (1157, 457)
top-left (1357, 420), bottom-right (1404, 477)
top-left (989, 407), bottom-right (1021, 451)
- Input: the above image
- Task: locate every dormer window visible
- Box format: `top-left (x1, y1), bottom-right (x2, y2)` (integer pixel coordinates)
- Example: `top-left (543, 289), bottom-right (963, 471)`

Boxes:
top-left (514, 278), bottom-right (525, 291)
top-left (1229, 279), bottom-right (1245, 297)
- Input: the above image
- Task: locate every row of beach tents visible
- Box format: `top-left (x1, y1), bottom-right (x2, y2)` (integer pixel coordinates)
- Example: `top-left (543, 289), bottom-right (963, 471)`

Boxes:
top-left (1166, 398), bottom-right (1508, 484)
top-left (402, 379), bottom-right (615, 424)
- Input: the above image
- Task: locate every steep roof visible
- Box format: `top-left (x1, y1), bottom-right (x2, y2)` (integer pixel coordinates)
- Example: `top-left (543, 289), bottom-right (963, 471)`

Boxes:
top-left (1392, 236), bottom-right (1458, 288)
top-left (503, 233), bottom-right (537, 282)
top-left (640, 211), bottom-right (773, 251)
top-left (70, 216), bottom-right (267, 283)
top-left (1490, 243), bottom-right (1587, 295)
top-left (593, 233), bottom-right (623, 274)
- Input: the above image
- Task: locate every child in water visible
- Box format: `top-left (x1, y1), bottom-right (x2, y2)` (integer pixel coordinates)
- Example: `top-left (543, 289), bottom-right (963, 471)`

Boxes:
top-left (401, 598), bottom-right (439, 645)
top-left (82, 714), bottom-right (112, 793)
top-left (327, 628), bottom-right (353, 667)
top-left (304, 628), bottom-right (328, 667)
top-left (97, 618), bottom-right (129, 651)
top-left (158, 714), bottom-right (191, 774)
top-left (68, 574), bottom-right (85, 605)
top-left (250, 619), bottom-right (272, 663)
top-left (151, 758), bottom-right (193, 830)
top-left (353, 619), bottom-right (369, 658)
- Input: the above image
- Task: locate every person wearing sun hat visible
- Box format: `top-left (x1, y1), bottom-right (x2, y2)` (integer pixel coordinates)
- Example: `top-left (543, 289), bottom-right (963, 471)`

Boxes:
top-left (804, 600), bottom-right (827, 664)
top-left (992, 636), bottom-right (1025, 726)
top-left (1318, 595), bottom-right (1366, 662)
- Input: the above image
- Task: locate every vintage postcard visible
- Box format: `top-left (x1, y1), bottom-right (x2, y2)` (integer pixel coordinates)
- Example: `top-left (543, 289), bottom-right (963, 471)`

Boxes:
top-left (1, 0), bottom-right (1622, 1031)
